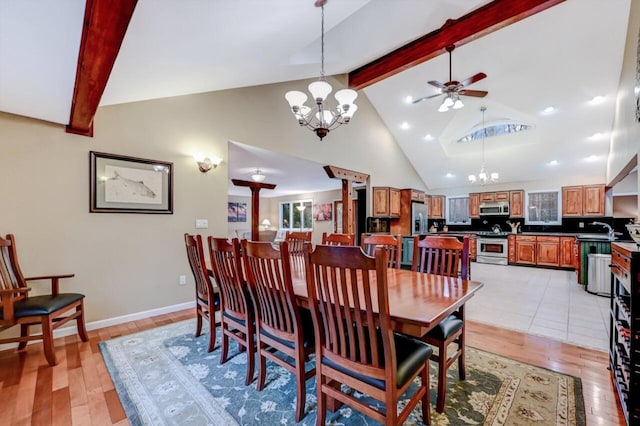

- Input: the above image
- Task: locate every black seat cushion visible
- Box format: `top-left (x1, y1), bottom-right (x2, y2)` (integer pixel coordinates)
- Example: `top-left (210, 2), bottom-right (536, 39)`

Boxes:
top-left (197, 292), bottom-right (221, 308)
top-left (13, 293), bottom-right (84, 318)
top-left (425, 314), bottom-right (463, 340)
top-left (323, 330), bottom-right (432, 390)
top-left (259, 307), bottom-right (314, 349)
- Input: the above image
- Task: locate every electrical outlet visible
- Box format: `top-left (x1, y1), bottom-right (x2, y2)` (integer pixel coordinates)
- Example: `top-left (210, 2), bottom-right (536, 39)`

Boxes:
top-left (579, 222), bottom-right (584, 228)
top-left (179, 275), bottom-right (186, 285)
top-left (195, 219), bottom-right (208, 229)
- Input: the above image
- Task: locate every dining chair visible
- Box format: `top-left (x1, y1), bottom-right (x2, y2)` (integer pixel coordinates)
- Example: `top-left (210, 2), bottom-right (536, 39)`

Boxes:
top-left (360, 233), bottom-right (402, 269)
top-left (412, 235), bottom-right (469, 413)
top-left (184, 234), bottom-right (220, 352)
top-left (0, 234), bottom-right (88, 366)
top-left (207, 237), bottom-right (255, 385)
top-left (321, 232), bottom-right (355, 246)
top-left (285, 231), bottom-right (312, 270)
top-left (305, 245), bottom-right (432, 425)
top-left (241, 240), bottom-right (316, 421)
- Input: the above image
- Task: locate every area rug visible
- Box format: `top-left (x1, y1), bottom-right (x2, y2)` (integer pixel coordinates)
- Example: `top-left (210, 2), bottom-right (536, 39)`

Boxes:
top-left (100, 319), bottom-right (586, 426)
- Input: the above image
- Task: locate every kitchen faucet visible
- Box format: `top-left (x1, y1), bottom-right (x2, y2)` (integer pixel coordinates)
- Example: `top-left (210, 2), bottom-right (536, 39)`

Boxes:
top-left (591, 221), bottom-right (614, 239)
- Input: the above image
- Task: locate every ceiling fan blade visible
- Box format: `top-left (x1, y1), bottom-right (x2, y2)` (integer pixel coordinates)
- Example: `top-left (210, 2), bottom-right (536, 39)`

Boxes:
top-left (459, 89), bottom-right (488, 98)
top-left (412, 93), bottom-right (443, 104)
top-left (458, 72), bottom-right (487, 88)
top-left (427, 80), bottom-right (447, 89)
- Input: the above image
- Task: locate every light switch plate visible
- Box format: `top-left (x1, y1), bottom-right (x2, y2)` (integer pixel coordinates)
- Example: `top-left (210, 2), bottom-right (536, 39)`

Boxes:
top-left (195, 219), bottom-right (208, 229)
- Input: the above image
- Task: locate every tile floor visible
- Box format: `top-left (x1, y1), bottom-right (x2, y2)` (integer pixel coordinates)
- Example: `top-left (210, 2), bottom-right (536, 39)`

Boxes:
top-left (466, 262), bottom-right (610, 351)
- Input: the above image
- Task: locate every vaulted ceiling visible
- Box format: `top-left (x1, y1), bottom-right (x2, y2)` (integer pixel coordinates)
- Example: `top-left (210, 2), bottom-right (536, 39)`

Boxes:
top-left (0, 0), bottom-right (632, 194)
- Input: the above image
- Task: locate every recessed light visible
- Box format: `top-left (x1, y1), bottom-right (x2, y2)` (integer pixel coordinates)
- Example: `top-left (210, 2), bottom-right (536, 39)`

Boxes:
top-left (548, 160), bottom-right (558, 166)
top-left (404, 95), bottom-right (413, 103)
top-left (423, 134), bottom-right (434, 140)
top-left (541, 106), bottom-right (556, 114)
top-left (445, 173), bottom-right (454, 178)
top-left (586, 155), bottom-right (598, 162)
top-left (589, 95), bottom-right (605, 105)
top-left (401, 122), bottom-right (410, 130)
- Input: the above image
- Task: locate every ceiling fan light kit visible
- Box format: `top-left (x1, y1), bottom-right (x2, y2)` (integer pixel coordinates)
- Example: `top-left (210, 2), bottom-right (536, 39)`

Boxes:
top-left (284, 0), bottom-right (357, 140)
top-left (413, 45), bottom-right (487, 112)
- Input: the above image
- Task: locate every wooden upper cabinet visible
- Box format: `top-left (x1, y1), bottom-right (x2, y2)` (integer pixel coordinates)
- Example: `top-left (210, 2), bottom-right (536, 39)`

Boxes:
top-left (389, 188), bottom-right (401, 217)
top-left (495, 191), bottom-right (509, 201)
top-left (562, 186), bottom-right (583, 217)
top-left (509, 190), bottom-right (524, 218)
top-left (583, 184), bottom-right (605, 216)
top-left (479, 193), bottom-right (495, 202)
top-left (372, 187), bottom-right (400, 217)
top-left (469, 193), bottom-right (480, 218)
top-left (409, 189), bottom-right (424, 202)
top-left (430, 195), bottom-right (445, 219)
top-left (562, 184), bottom-right (605, 217)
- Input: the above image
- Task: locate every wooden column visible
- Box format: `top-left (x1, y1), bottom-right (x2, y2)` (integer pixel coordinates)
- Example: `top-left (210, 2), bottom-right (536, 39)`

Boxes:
top-left (323, 166), bottom-right (369, 235)
top-left (231, 179), bottom-right (276, 241)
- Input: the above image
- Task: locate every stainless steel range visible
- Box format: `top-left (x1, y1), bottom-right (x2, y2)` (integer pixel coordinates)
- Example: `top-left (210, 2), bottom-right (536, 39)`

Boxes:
top-left (476, 231), bottom-right (510, 265)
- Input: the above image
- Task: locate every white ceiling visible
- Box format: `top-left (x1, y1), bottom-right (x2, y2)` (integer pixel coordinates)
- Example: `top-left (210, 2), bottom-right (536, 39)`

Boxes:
top-left (0, 0), bottom-right (633, 195)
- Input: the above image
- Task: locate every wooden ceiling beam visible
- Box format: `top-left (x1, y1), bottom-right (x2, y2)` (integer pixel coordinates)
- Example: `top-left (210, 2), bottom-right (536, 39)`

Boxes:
top-left (348, 0), bottom-right (565, 90)
top-left (323, 165), bottom-right (369, 183)
top-left (66, 0), bottom-right (138, 137)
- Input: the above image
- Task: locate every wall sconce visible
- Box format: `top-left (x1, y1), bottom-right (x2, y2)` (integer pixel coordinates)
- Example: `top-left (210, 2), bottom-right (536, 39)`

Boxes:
top-left (261, 219), bottom-right (271, 229)
top-left (194, 155), bottom-right (222, 173)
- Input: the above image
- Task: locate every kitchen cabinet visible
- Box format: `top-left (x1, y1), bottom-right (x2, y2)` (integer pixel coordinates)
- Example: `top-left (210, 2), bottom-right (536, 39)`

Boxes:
top-left (477, 191), bottom-right (509, 203)
top-left (429, 195), bottom-right (445, 219)
top-left (372, 187), bottom-right (401, 217)
top-left (409, 189), bottom-right (424, 202)
top-left (562, 184), bottom-right (605, 217)
top-left (560, 237), bottom-right (576, 268)
top-left (537, 236), bottom-right (560, 267)
top-left (469, 193), bottom-right (480, 218)
top-left (610, 242), bottom-right (640, 425)
top-left (495, 191), bottom-right (509, 201)
top-left (508, 235), bottom-right (516, 263)
top-left (469, 234), bottom-right (477, 261)
top-left (509, 190), bottom-right (524, 218)
top-left (515, 235), bottom-right (537, 265)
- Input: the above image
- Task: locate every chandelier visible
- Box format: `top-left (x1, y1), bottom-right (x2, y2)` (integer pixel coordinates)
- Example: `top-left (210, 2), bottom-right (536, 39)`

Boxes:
top-left (251, 169), bottom-right (266, 182)
top-left (284, 0), bottom-right (358, 140)
top-left (468, 107), bottom-right (498, 184)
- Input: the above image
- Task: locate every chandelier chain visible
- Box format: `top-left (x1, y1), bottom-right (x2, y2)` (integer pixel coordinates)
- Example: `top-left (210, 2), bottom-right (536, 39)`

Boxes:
top-left (320, 3), bottom-right (325, 79)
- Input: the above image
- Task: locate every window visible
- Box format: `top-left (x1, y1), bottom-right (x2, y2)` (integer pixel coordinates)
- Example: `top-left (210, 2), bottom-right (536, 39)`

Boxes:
top-left (446, 196), bottom-right (470, 224)
top-left (279, 200), bottom-right (313, 231)
top-left (525, 190), bottom-right (561, 225)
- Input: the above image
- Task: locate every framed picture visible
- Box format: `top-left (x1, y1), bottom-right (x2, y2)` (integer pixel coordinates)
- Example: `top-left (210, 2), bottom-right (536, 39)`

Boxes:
top-left (90, 151), bottom-right (173, 214)
top-left (236, 203), bottom-right (247, 222)
top-left (313, 202), bottom-right (332, 222)
top-left (228, 203), bottom-right (238, 222)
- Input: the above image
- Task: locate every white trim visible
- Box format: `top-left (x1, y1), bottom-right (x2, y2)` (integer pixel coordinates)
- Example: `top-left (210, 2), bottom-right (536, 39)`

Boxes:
top-left (0, 301), bottom-right (195, 352)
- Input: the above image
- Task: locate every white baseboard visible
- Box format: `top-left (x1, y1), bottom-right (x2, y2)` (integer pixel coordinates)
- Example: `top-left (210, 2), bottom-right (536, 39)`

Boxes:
top-left (0, 301), bottom-right (195, 352)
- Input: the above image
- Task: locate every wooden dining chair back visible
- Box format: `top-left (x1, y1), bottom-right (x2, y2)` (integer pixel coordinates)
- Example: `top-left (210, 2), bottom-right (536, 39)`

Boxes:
top-left (285, 231), bottom-right (312, 270)
top-left (412, 235), bottom-right (469, 413)
top-left (207, 237), bottom-right (255, 385)
top-left (305, 245), bottom-right (432, 425)
top-left (412, 235), bottom-right (469, 278)
top-left (242, 240), bottom-right (316, 421)
top-left (0, 234), bottom-right (88, 366)
top-left (184, 233), bottom-right (220, 352)
top-left (360, 233), bottom-right (402, 269)
top-left (321, 232), bottom-right (355, 246)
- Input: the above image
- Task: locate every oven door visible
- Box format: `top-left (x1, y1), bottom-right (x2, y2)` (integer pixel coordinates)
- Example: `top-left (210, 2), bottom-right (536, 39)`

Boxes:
top-left (477, 238), bottom-right (508, 265)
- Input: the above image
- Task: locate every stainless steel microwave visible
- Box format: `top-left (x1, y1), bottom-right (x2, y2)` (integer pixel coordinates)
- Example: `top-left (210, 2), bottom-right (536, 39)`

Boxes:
top-left (479, 201), bottom-right (509, 216)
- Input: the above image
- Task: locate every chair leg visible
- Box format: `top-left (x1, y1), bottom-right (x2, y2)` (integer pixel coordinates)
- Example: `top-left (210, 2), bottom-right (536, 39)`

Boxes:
top-left (195, 309), bottom-right (203, 337)
top-left (316, 374), bottom-right (326, 426)
top-left (256, 344), bottom-right (267, 391)
top-left (207, 313), bottom-right (216, 353)
top-left (458, 308), bottom-right (466, 380)
top-left (220, 327), bottom-right (230, 364)
top-left (421, 364), bottom-right (431, 426)
top-left (294, 359), bottom-right (306, 422)
top-left (244, 329), bottom-right (255, 386)
top-left (41, 316), bottom-right (57, 366)
top-left (18, 324), bottom-right (29, 350)
top-left (436, 343), bottom-right (447, 413)
top-left (76, 303), bottom-right (89, 342)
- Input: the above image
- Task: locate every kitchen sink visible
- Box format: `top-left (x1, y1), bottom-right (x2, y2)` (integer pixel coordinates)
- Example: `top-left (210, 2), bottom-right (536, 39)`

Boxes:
top-left (576, 233), bottom-right (615, 241)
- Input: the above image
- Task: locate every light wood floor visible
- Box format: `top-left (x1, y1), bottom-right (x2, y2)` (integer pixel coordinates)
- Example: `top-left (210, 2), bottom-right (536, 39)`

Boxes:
top-left (0, 310), bottom-right (625, 426)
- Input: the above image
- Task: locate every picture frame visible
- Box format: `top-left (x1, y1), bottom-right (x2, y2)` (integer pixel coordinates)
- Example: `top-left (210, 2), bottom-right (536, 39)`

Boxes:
top-left (313, 202), bottom-right (332, 222)
top-left (89, 151), bottom-right (173, 214)
top-left (227, 202), bottom-right (248, 222)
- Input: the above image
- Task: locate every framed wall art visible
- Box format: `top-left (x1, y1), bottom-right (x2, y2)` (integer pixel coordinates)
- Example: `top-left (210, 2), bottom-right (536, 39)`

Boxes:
top-left (313, 202), bottom-right (333, 221)
top-left (90, 151), bottom-right (173, 214)
top-left (227, 202), bottom-right (248, 222)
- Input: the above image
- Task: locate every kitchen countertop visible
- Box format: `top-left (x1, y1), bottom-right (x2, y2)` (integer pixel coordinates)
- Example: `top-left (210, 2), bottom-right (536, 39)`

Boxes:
top-left (409, 231), bottom-right (613, 240)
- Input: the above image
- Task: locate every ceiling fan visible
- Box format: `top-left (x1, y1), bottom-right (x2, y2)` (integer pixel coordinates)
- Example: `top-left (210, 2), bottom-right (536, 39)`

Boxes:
top-left (412, 45), bottom-right (488, 111)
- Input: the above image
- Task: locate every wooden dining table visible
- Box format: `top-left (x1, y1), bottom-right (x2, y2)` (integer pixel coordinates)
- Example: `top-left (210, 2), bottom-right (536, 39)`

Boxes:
top-left (288, 264), bottom-right (483, 338)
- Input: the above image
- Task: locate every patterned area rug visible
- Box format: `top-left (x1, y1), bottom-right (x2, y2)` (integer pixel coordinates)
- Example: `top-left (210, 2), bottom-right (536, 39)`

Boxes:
top-left (100, 319), bottom-right (586, 426)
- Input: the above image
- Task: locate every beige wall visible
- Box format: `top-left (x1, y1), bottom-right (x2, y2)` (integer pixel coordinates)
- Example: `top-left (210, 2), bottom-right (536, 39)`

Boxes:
top-left (0, 76), bottom-right (422, 323)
